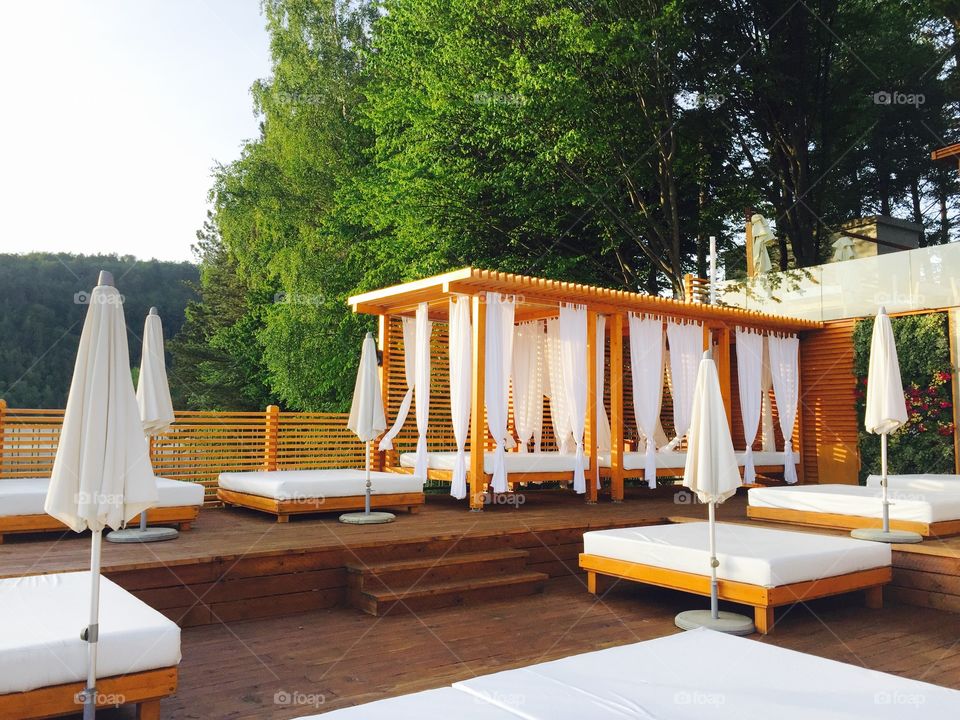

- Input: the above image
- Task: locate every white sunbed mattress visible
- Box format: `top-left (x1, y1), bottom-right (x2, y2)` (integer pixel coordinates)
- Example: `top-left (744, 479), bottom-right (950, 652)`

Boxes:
top-left (596, 450), bottom-right (796, 470)
top-left (749, 484), bottom-right (960, 524)
top-left (218, 469), bottom-right (424, 500)
top-left (866, 473), bottom-right (960, 493)
top-left (0, 476), bottom-right (204, 517)
top-left (582, 522), bottom-right (890, 587)
top-left (452, 628), bottom-right (960, 719)
top-left (0, 571), bottom-right (181, 694)
top-left (399, 451), bottom-right (589, 474)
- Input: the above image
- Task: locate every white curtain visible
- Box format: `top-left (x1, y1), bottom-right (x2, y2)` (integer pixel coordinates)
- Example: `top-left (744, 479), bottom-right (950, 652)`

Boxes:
top-left (485, 293), bottom-right (516, 493)
top-left (559, 303), bottom-right (588, 493)
top-left (629, 314), bottom-right (664, 489)
top-left (761, 336), bottom-right (775, 451)
top-left (413, 303), bottom-right (432, 481)
top-left (448, 297), bottom-right (472, 499)
top-left (595, 315), bottom-right (611, 454)
top-left (378, 317), bottom-right (416, 451)
top-left (533, 326), bottom-right (545, 452)
top-left (512, 321), bottom-right (543, 453)
top-left (545, 318), bottom-right (574, 453)
top-left (735, 328), bottom-right (763, 485)
top-left (664, 321), bottom-right (703, 450)
top-left (768, 334), bottom-right (800, 484)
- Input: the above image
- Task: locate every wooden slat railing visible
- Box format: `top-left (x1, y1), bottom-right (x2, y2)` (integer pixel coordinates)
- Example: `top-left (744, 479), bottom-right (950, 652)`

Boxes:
top-left (0, 400), bottom-right (366, 504)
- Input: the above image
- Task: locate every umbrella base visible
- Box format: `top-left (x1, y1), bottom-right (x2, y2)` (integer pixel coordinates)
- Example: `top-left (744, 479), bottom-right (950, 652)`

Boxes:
top-left (106, 527), bottom-right (180, 543)
top-left (339, 511), bottom-right (396, 525)
top-left (674, 610), bottom-right (755, 636)
top-left (850, 528), bottom-right (923, 544)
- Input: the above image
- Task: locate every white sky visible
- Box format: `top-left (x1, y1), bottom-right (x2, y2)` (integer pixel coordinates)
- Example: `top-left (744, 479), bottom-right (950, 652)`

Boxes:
top-left (0, 1), bottom-right (271, 262)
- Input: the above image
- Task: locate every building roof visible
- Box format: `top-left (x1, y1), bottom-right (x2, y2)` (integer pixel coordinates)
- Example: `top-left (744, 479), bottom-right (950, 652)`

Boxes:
top-left (348, 267), bottom-right (822, 331)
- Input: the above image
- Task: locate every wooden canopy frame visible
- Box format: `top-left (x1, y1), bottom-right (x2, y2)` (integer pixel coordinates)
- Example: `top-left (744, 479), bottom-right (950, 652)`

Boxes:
top-left (349, 268), bottom-right (821, 510)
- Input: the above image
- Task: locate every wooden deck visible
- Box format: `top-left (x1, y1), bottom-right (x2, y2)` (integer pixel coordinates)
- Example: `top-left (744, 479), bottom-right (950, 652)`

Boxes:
top-left (3, 489), bottom-right (960, 718)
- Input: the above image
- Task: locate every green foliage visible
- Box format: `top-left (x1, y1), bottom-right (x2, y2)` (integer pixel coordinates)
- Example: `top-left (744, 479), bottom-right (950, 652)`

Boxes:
top-left (0, 253), bottom-right (197, 408)
top-left (853, 313), bottom-right (956, 481)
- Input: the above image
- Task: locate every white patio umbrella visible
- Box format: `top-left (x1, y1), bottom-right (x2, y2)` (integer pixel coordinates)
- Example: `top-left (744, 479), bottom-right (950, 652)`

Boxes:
top-left (340, 332), bottom-right (392, 525)
top-left (674, 350), bottom-right (755, 635)
top-left (107, 307), bottom-right (179, 543)
top-left (851, 307), bottom-right (922, 543)
top-left (44, 271), bottom-right (158, 719)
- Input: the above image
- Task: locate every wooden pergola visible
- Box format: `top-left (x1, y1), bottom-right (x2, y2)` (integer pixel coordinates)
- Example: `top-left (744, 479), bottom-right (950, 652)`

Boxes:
top-left (349, 268), bottom-right (821, 510)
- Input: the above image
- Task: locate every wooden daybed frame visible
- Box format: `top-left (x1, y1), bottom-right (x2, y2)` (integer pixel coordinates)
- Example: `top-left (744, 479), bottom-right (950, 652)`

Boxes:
top-left (579, 553), bottom-right (891, 634)
top-left (746, 505), bottom-right (960, 539)
top-left (0, 666), bottom-right (177, 720)
top-left (0, 506), bottom-right (199, 544)
top-left (217, 487), bottom-right (424, 523)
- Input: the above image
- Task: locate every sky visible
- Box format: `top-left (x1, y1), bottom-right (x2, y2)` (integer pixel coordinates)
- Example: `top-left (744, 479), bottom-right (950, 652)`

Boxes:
top-left (0, 1), bottom-right (272, 262)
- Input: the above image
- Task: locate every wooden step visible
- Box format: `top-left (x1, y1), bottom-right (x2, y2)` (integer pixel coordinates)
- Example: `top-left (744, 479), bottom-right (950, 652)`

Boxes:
top-left (346, 549), bottom-right (530, 592)
top-left (352, 570), bottom-right (548, 616)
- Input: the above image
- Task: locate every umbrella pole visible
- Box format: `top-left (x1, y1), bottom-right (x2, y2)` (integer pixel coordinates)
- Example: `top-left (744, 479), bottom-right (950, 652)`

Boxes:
top-left (881, 432), bottom-right (890, 534)
top-left (709, 501), bottom-right (719, 620)
top-left (83, 529), bottom-right (103, 720)
top-left (365, 440), bottom-right (372, 515)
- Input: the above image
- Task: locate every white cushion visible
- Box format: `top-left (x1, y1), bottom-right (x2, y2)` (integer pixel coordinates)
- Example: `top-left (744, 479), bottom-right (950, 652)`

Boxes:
top-left (305, 687), bottom-right (522, 719)
top-left (218, 469), bottom-right (423, 501)
top-left (399, 451), bottom-right (589, 474)
top-left (453, 628), bottom-right (960, 719)
top-left (582, 522), bottom-right (890, 587)
top-left (0, 477), bottom-right (203, 517)
top-left (0, 571), bottom-right (181, 694)
top-left (597, 450), bottom-right (797, 470)
top-left (749, 484), bottom-right (960, 524)
top-left (866, 474), bottom-right (960, 493)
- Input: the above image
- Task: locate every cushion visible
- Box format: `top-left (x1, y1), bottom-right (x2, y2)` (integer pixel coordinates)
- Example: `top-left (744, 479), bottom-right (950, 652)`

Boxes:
top-left (0, 476), bottom-right (203, 517)
top-left (218, 469), bottom-right (423, 501)
top-left (399, 451), bottom-right (589, 474)
top-left (749, 484), bottom-right (960, 524)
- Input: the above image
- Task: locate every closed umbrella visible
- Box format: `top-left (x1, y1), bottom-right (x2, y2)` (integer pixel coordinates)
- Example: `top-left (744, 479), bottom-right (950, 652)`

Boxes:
top-left (674, 350), bottom-right (755, 635)
top-left (44, 271), bottom-right (158, 719)
top-left (851, 308), bottom-right (922, 543)
top-left (108, 307), bottom-right (179, 543)
top-left (340, 332), bottom-right (392, 524)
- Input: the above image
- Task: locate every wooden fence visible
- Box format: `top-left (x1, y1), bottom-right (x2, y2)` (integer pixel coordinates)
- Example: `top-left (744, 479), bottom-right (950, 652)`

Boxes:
top-left (0, 401), bottom-right (366, 503)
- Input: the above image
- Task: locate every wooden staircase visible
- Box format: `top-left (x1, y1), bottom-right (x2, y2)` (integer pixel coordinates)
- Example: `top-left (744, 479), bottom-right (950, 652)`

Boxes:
top-left (347, 548), bottom-right (548, 616)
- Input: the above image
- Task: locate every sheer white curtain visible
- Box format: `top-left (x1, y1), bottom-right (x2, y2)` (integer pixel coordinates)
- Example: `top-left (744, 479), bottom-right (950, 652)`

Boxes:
top-left (735, 328), bottom-right (763, 485)
top-left (761, 336), bottom-right (775, 451)
top-left (533, 326), bottom-right (545, 452)
top-left (378, 317), bottom-right (416, 451)
top-left (664, 321), bottom-right (703, 450)
top-left (413, 303), bottom-right (433, 481)
top-left (545, 318), bottom-right (574, 453)
top-left (448, 297), bottom-right (472, 499)
top-left (768, 333), bottom-right (800, 484)
top-left (595, 315), bottom-right (611, 454)
top-left (512, 321), bottom-right (543, 453)
top-left (559, 303), bottom-right (588, 493)
top-left (485, 293), bottom-right (516, 493)
top-left (629, 314), bottom-right (664, 489)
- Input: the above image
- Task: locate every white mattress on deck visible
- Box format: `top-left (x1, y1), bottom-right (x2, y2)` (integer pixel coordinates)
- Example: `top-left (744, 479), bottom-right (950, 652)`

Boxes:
top-left (451, 628), bottom-right (960, 719)
top-left (0, 476), bottom-right (204, 517)
top-left (218, 469), bottom-right (424, 500)
top-left (866, 474), bottom-right (960, 493)
top-left (0, 571), bottom-right (181, 694)
top-left (749, 484), bottom-right (960, 524)
top-left (304, 687), bottom-right (522, 719)
top-left (597, 450), bottom-right (795, 470)
top-left (399, 451), bottom-right (588, 474)
top-left (582, 521), bottom-right (889, 587)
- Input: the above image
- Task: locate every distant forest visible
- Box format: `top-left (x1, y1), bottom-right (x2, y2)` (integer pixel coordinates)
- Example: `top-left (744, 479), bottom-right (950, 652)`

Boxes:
top-left (0, 253), bottom-right (198, 408)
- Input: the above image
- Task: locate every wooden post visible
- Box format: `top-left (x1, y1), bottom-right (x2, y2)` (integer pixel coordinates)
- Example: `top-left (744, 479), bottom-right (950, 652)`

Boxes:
top-left (683, 273), bottom-right (695, 302)
top-left (745, 210), bottom-right (756, 277)
top-left (469, 294), bottom-right (487, 511)
top-left (586, 310), bottom-right (599, 503)
top-left (0, 399), bottom-right (6, 477)
top-left (264, 404), bottom-right (280, 471)
top-left (717, 325), bottom-right (732, 429)
top-left (795, 345), bottom-right (806, 484)
top-left (377, 314), bottom-right (391, 472)
top-left (610, 314), bottom-right (624, 502)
